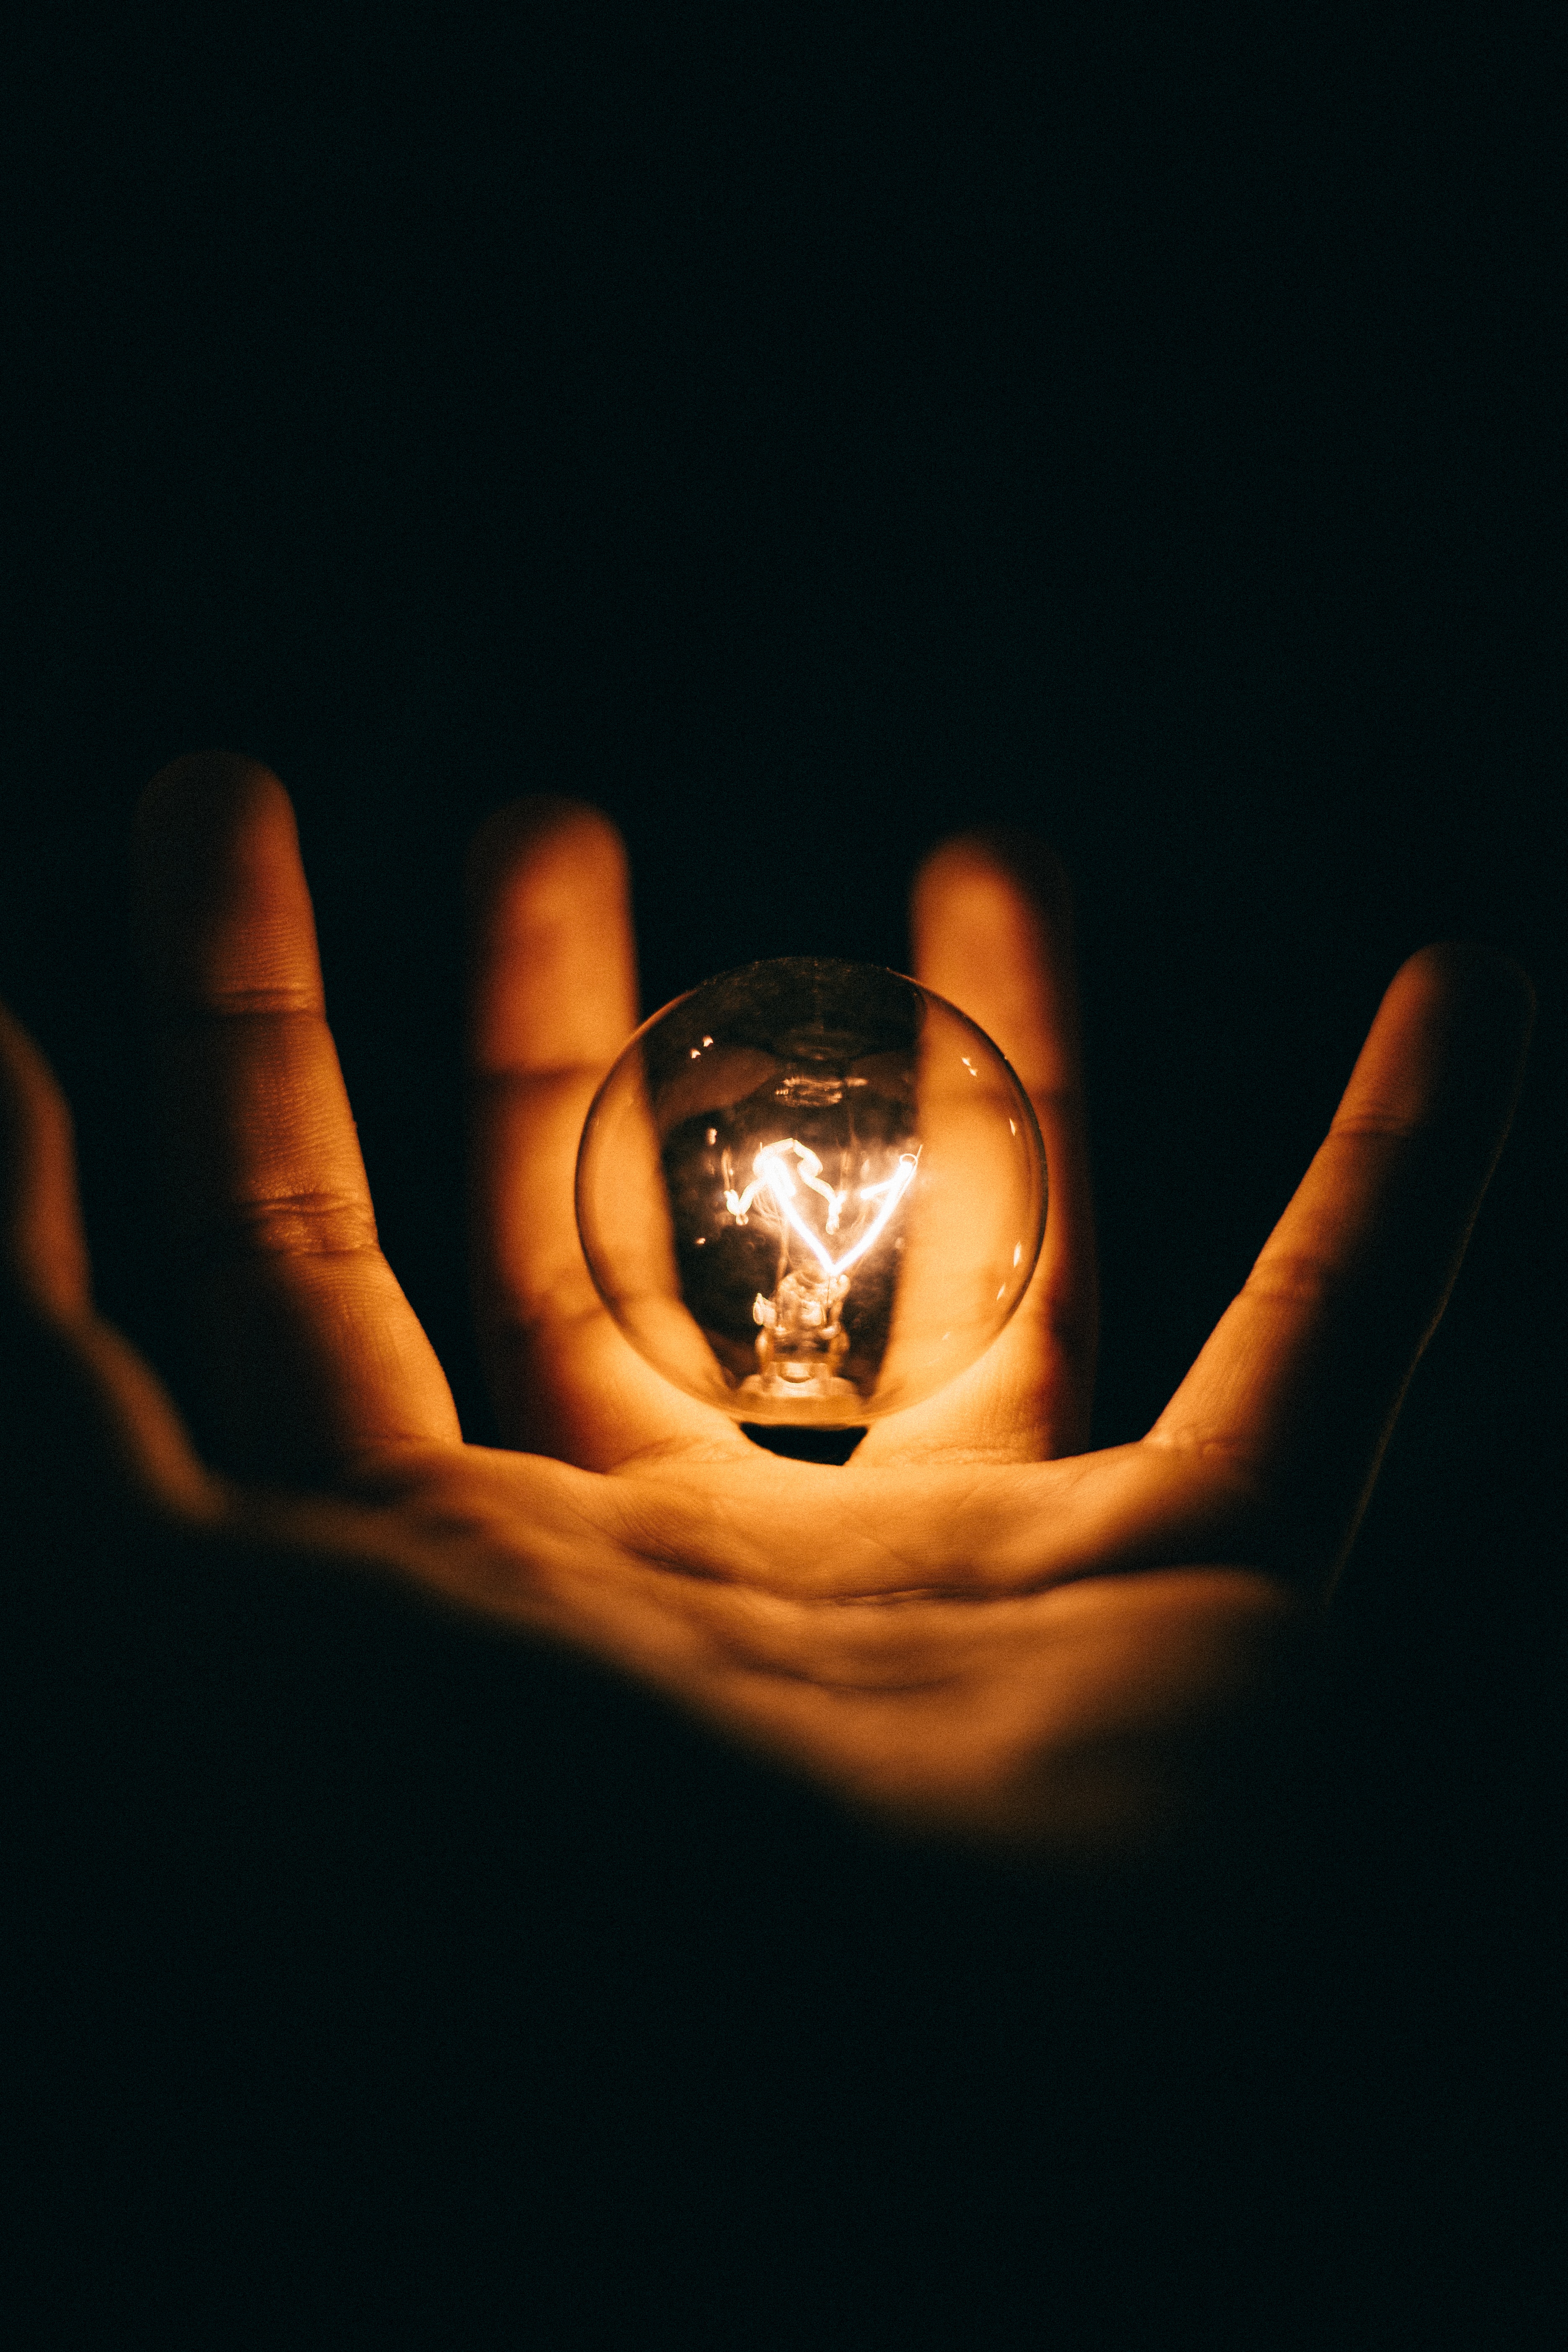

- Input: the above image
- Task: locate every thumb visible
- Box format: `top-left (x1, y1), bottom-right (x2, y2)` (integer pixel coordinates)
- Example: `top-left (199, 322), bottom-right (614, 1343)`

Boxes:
top-left (0, 1003), bottom-right (217, 1525)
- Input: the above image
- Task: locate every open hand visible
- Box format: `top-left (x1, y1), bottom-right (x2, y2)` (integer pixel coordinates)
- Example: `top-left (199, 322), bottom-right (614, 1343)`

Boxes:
top-left (0, 755), bottom-right (1532, 1852)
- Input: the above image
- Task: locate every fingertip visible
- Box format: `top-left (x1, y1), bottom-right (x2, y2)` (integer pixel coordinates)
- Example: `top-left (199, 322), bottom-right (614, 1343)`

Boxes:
top-left (467, 798), bottom-right (637, 1070)
top-left (466, 796), bottom-right (629, 914)
top-left (910, 828), bottom-right (1073, 943)
top-left (1361, 942), bottom-right (1537, 1135)
top-left (908, 830), bottom-right (1084, 1104)
top-left (909, 832), bottom-right (1078, 1018)
top-left (137, 749), bottom-right (296, 856)
top-left (133, 752), bottom-right (317, 1008)
top-left (1390, 939), bottom-right (1536, 1038)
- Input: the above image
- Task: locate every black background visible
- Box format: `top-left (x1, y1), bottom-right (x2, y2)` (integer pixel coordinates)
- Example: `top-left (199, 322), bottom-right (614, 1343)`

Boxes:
top-left (2, 8), bottom-right (1563, 2344)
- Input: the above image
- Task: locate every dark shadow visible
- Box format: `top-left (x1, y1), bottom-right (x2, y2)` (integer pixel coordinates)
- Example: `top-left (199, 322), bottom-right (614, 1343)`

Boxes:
top-left (741, 1423), bottom-right (867, 1465)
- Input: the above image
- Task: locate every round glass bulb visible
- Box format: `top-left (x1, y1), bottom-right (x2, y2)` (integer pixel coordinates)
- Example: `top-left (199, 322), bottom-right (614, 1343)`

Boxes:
top-left (575, 958), bottom-right (1045, 1426)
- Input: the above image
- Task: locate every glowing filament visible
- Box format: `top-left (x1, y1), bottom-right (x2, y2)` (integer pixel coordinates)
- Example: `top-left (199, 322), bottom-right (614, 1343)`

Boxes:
top-left (725, 1138), bottom-right (918, 1279)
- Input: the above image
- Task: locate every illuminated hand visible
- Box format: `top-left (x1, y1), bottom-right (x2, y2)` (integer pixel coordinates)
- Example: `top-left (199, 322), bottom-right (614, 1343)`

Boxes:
top-left (0, 756), bottom-right (1533, 1853)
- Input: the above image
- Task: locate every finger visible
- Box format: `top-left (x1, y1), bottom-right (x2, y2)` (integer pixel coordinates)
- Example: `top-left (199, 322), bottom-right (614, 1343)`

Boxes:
top-left (135, 753), bottom-right (461, 1481)
top-left (0, 1002), bottom-right (214, 1518)
top-left (467, 799), bottom-right (745, 1467)
top-left (1149, 943), bottom-right (1534, 1578)
top-left (859, 832), bottom-right (1097, 1466)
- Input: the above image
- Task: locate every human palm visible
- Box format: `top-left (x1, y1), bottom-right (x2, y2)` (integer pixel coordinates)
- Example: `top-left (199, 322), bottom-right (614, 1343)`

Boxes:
top-left (0, 756), bottom-right (1532, 1851)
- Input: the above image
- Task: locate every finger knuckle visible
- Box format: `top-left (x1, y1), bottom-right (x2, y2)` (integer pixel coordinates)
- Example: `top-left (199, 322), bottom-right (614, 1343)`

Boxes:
top-left (201, 1188), bottom-right (380, 1259)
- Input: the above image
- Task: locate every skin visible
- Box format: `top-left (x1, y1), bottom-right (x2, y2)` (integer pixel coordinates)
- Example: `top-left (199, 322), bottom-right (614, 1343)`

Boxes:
top-left (0, 753), bottom-right (1535, 1856)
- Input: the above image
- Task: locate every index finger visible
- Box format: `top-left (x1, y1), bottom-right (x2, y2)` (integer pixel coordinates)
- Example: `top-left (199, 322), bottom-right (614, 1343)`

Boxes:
top-left (135, 755), bottom-right (461, 1481)
top-left (467, 799), bottom-right (746, 1468)
top-left (1149, 944), bottom-right (1534, 1579)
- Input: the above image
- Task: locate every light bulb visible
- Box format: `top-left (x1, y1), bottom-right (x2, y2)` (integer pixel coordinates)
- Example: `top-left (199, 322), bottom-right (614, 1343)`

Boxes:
top-left (575, 958), bottom-right (1045, 1426)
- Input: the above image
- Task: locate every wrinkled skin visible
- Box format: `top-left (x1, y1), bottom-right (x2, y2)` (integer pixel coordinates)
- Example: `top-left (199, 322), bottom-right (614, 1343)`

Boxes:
top-left (0, 755), bottom-right (1534, 1854)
